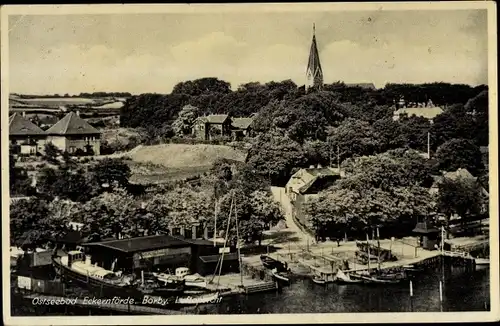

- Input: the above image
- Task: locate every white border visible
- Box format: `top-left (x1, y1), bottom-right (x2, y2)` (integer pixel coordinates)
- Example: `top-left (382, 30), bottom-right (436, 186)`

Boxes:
top-left (1, 2), bottom-right (498, 325)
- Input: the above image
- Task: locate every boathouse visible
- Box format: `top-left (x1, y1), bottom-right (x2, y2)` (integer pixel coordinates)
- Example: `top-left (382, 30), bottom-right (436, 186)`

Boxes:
top-left (412, 221), bottom-right (440, 250)
top-left (81, 235), bottom-right (238, 276)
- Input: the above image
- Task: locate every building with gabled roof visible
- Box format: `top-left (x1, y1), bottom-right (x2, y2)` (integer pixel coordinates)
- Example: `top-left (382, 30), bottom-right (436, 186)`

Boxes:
top-left (231, 117), bottom-right (255, 140)
top-left (46, 111), bottom-right (101, 155)
top-left (192, 114), bottom-right (232, 141)
top-left (306, 24), bottom-right (323, 92)
top-left (346, 83), bottom-right (377, 90)
top-left (393, 106), bottom-right (444, 122)
top-left (9, 112), bottom-right (47, 155)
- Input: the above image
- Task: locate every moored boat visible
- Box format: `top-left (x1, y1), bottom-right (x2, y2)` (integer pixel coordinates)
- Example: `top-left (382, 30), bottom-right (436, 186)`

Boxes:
top-left (271, 268), bottom-right (290, 284)
top-left (175, 291), bottom-right (220, 306)
top-left (312, 276), bottom-right (327, 285)
top-left (474, 257), bottom-right (490, 266)
top-left (334, 270), bottom-right (362, 284)
top-left (350, 273), bottom-right (402, 285)
top-left (52, 250), bottom-right (143, 300)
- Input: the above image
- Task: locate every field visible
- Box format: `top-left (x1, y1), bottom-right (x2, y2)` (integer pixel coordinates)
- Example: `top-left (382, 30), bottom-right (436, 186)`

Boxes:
top-left (126, 143), bottom-right (247, 168)
top-left (123, 143), bottom-right (248, 184)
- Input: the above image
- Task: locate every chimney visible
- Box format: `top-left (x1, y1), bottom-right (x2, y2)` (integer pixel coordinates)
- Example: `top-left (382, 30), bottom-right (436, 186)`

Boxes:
top-left (22, 111), bottom-right (26, 118)
top-left (76, 110), bottom-right (80, 116)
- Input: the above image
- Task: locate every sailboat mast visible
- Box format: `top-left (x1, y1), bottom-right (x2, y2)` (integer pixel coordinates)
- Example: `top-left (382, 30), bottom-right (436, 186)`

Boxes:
top-left (235, 194), bottom-right (243, 287)
top-left (376, 227), bottom-right (381, 270)
top-left (366, 233), bottom-right (371, 272)
top-left (214, 200), bottom-right (218, 247)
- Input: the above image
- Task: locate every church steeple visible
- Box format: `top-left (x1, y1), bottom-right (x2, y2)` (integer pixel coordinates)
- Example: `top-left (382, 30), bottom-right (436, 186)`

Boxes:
top-left (306, 23), bottom-right (323, 92)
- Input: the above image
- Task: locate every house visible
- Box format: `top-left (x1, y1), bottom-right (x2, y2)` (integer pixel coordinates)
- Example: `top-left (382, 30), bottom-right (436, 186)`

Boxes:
top-left (231, 117), bottom-right (255, 140)
top-left (393, 99), bottom-right (443, 123)
top-left (346, 83), bottom-right (377, 90)
top-left (192, 114), bottom-right (232, 141)
top-left (286, 166), bottom-right (342, 204)
top-left (9, 112), bottom-right (46, 155)
top-left (430, 168), bottom-right (489, 214)
top-left (393, 106), bottom-right (443, 122)
top-left (45, 111), bottom-right (101, 155)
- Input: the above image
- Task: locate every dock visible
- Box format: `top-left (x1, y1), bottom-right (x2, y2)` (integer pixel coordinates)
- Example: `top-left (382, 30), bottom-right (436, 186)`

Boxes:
top-left (243, 235), bottom-right (489, 278)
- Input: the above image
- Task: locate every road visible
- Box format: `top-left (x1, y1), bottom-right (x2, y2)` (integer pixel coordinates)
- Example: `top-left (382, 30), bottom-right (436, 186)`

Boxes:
top-left (269, 186), bottom-right (316, 247)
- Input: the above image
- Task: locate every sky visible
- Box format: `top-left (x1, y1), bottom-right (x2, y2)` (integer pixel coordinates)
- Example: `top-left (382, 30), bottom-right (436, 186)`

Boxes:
top-left (8, 9), bottom-right (488, 95)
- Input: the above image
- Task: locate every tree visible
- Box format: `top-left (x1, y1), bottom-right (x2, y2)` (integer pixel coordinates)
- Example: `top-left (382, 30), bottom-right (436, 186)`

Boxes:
top-left (9, 153), bottom-right (34, 196)
top-left (89, 158), bottom-right (131, 189)
top-left (10, 199), bottom-right (50, 246)
top-left (435, 138), bottom-right (484, 175)
top-left (303, 150), bottom-right (434, 239)
top-left (327, 118), bottom-right (382, 162)
top-left (44, 143), bottom-right (62, 164)
top-left (172, 105), bottom-right (200, 137)
top-left (171, 78), bottom-right (231, 96)
top-left (436, 176), bottom-right (483, 237)
top-left (464, 90), bottom-right (488, 146)
top-left (37, 167), bottom-right (96, 202)
top-left (246, 134), bottom-right (309, 186)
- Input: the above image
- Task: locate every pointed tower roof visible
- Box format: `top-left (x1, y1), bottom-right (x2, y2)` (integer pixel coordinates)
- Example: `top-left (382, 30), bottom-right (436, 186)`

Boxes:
top-left (46, 111), bottom-right (100, 135)
top-left (9, 113), bottom-right (45, 136)
top-left (306, 23), bottom-right (323, 91)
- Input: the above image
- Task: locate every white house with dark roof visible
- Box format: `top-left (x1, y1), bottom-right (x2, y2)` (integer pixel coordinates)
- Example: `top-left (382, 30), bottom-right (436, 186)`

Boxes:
top-left (46, 111), bottom-right (101, 155)
top-left (9, 112), bottom-right (47, 155)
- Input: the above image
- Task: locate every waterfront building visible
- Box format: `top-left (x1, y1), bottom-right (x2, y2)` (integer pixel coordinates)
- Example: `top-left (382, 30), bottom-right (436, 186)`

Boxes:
top-left (45, 111), bottom-right (101, 155)
top-left (81, 234), bottom-right (238, 276)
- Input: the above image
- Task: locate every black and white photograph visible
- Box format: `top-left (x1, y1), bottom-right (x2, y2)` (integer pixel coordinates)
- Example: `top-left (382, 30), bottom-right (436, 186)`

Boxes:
top-left (1, 2), bottom-right (498, 325)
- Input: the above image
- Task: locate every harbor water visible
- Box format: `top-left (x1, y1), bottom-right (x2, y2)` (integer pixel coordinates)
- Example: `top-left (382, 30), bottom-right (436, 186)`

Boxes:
top-left (196, 266), bottom-right (490, 314)
top-left (11, 265), bottom-right (490, 315)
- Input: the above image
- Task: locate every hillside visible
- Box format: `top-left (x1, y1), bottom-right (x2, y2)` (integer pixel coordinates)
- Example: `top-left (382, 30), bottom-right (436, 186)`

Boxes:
top-left (126, 143), bottom-right (248, 169)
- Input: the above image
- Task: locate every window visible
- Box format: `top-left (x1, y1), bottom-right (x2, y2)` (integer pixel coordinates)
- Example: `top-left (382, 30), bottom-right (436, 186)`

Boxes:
top-left (69, 146), bottom-right (76, 153)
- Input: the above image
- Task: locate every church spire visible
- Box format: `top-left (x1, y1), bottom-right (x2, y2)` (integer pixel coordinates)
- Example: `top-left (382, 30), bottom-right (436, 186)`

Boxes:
top-left (306, 23), bottom-right (323, 92)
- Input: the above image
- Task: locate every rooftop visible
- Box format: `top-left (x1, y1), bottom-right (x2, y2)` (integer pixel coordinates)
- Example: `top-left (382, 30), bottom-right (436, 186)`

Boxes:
top-left (9, 113), bottom-right (45, 136)
top-left (346, 83), bottom-right (377, 90)
top-left (82, 235), bottom-right (214, 253)
top-left (199, 253), bottom-right (239, 263)
top-left (46, 111), bottom-right (101, 135)
top-left (197, 114), bottom-right (230, 124)
top-left (394, 107), bottom-right (443, 120)
top-left (231, 117), bottom-right (254, 129)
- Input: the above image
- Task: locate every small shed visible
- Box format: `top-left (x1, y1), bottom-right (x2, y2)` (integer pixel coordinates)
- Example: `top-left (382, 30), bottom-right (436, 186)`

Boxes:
top-left (412, 222), bottom-right (440, 250)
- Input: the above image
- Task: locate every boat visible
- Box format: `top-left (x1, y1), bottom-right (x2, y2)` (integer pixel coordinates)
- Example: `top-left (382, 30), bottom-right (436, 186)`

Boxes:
top-left (312, 275), bottom-right (327, 285)
top-left (334, 270), bottom-right (362, 284)
top-left (260, 255), bottom-right (288, 271)
top-left (137, 279), bottom-right (185, 296)
top-left (175, 267), bottom-right (208, 288)
top-left (350, 273), bottom-right (402, 285)
top-left (52, 250), bottom-right (143, 299)
top-left (154, 268), bottom-right (207, 289)
top-left (271, 268), bottom-right (290, 284)
top-left (474, 257), bottom-right (490, 266)
top-left (175, 291), bottom-right (220, 306)
top-left (260, 255), bottom-right (278, 269)
top-left (53, 250), bottom-right (184, 301)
